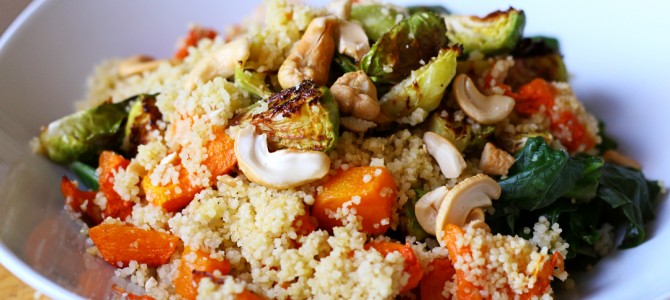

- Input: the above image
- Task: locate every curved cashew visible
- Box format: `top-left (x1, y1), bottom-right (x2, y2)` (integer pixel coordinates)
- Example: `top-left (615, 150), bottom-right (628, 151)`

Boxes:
top-left (340, 116), bottom-right (377, 133)
top-left (185, 37), bottom-right (251, 91)
top-left (118, 55), bottom-right (164, 77)
top-left (278, 16), bottom-right (338, 89)
top-left (423, 131), bottom-right (466, 179)
top-left (479, 142), bottom-right (516, 176)
top-left (327, 0), bottom-right (352, 20)
top-left (338, 21), bottom-right (370, 62)
top-left (435, 174), bottom-right (501, 245)
top-left (414, 186), bottom-right (449, 235)
top-left (234, 126), bottom-right (331, 189)
top-left (453, 74), bottom-right (515, 125)
top-left (331, 71), bottom-right (380, 120)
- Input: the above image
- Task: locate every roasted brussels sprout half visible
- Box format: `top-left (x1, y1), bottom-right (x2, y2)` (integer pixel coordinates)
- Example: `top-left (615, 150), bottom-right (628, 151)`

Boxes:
top-left (379, 47), bottom-right (460, 124)
top-left (235, 65), bottom-right (274, 100)
top-left (38, 96), bottom-right (135, 164)
top-left (350, 4), bottom-right (406, 42)
top-left (122, 94), bottom-right (163, 156)
top-left (360, 11), bottom-right (447, 85)
top-left (233, 80), bottom-right (339, 152)
top-left (426, 111), bottom-right (494, 153)
top-left (444, 8), bottom-right (526, 55)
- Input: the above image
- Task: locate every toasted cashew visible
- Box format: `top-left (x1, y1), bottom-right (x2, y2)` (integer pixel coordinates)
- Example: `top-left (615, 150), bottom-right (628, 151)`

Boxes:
top-left (185, 37), bottom-right (250, 91)
top-left (278, 16), bottom-right (338, 89)
top-left (327, 0), bottom-right (352, 20)
top-left (479, 142), bottom-right (516, 176)
top-left (118, 55), bottom-right (163, 77)
top-left (453, 74), bottom-right (515, 124)
top-left (338, 21), bottom-right (369, 62)
top-left (330, 70), bottom-right (380, 120)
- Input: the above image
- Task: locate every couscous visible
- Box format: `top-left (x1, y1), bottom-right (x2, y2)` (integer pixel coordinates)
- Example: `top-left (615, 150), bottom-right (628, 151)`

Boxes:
top-left (35, 1), bottom-right (662, 299)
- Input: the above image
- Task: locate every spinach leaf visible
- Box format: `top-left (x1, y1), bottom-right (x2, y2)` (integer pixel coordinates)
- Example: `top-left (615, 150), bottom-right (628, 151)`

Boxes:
top-left (596, 121), bottom-right (618, 153)
top-left (498, 137), bottom-right (584, 210)
top-left (597, 163), bottom-right (658, 248)
top-left (69, 161), bottom-right (99, 190)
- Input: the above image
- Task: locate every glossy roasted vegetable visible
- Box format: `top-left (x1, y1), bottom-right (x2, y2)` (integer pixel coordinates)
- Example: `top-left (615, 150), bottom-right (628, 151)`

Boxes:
top-left (233, 80), bottom-right (339, 151)
top-left (379, 47), bottom-right (460, 124)
top-left (235, 65), bottom-right (274, 99)
top-left (39, 96), bottom-right (135, 164)
top-left (360, 11), bottom-right (447, 85)
top-left (69, 161), bottom-right (99, 190)
top-left (350, 4), bottom-right (406, 42)
top-left (426, 111), bottom-right (494, 153)
top-left (444, 8), bottom-right (525, 55)
top-left (122, 94), bottom-right (162, 156)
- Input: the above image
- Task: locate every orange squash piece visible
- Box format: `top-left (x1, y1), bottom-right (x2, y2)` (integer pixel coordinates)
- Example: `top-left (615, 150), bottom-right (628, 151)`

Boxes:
top-left (365, 241), bottom-right (424, 293)
top-left (98, 151), bottom-right (134, 220)
top-left (61, 177), bottom-right (104, 225)
top-left (89, 223), bottom-right (180, 267)
top-left (174, 246), bottom-right (232, 300)
top-left (112, 285), bottom-right (155, 300)
top-left (144, 127), bottom-right (236, 212)
top-left (174, 26), bottom-right (218, 60)
top-left (313, 166), bottom-right (397, 234)
top-left (236, 290), bottom-right (265, 300)
top-left (419, 257), bottom-right (455, 300)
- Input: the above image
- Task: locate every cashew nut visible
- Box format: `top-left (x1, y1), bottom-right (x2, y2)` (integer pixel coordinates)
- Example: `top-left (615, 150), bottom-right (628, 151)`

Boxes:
top-left (423, 131), bottom-right (466, 179)
top-left (453, 74), bottom-right (515, 125)
top-left (331, 71), bottom-right (380, 120)
top-left (435, 174), bottom-right (501, 246)
top-left (278, 16), bottom-right (338, 89)
top-left (327, 0), bottom-right (351, 20)
top-left (118, 55), bottom-right (164, 77)
top-left (414, 186), bottom-right (449, 235)
top-left (338, 21), bottom-right (370, 62)
top-left (603, 150), bottom-right (641, 170)
top-left (479, 142), bottom-right (516, 176)
top-left (340, 116), bottom-right (377, 133)
top-left (234, 125), bottom-right (331, 189)
top-left (185, 37), bottom-right (251, 91)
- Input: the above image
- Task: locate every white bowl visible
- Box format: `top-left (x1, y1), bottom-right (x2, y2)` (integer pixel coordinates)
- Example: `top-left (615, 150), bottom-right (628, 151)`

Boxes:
top-left (0, 1), bottom-right (668, 299)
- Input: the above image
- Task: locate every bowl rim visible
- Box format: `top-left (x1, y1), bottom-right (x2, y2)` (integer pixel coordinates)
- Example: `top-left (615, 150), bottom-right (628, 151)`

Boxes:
top-left (0, 0), bottom-right (84, 299)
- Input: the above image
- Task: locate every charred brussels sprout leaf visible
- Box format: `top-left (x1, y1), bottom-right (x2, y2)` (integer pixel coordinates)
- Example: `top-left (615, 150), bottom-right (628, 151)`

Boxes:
top-left (234, 80), bottom-right (339, 151)
top-left (122, 94), bottom-right (163, 157)
top-left (350, 4), bottom-right (406, 42)
top-left (333, 54), bottom-right (359, 74)
top-left (379, 47), bottom-right (460, 124)
top-left (361, 11), bottom-right (448, 85)
top-left (39, 97), bottom-right (135, 164)
top-left (444, 8), bottom-right (525, 55)
top-left (234, 65), bottom-right (274, 99)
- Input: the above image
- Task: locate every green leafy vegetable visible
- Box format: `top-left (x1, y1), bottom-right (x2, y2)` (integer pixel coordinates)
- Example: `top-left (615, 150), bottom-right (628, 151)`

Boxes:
top-left (498, 137), bottom-right (585, 210)
top-left (350, 4), bottom-right (406, 42)
top-left (39, 96), bottom-right (136, 164)
top-left (333, 54), bottom-right (358, 74)
top-left (400, 188), bottom-right (429, 241)
top-left (360, 11), bottom-right (448, 85)
top-left (69, 161), bottom-right (99, 190)
top-left (425, 111), bottom-right (494, 153)
top-left (596, 121), bottom-right (618, 153)
top-left (488, 137), bottom-right (663, 269)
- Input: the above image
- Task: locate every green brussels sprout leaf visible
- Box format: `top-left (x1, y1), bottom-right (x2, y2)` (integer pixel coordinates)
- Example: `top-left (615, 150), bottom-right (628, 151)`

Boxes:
top-left (444, 8), bottom-right (526, 55)
top-left (361, 11), bottom-right (448, 85)
top-left (39, 96), bottom-right (136, 164)
top-left (122, 94), bottom-right (163, 157)
top-left (350, 4), bottom-right (407, 42)
top-left (234, 64), bottom-right (274, 100)
top-left (379, 46), bottom-right (461, 124)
